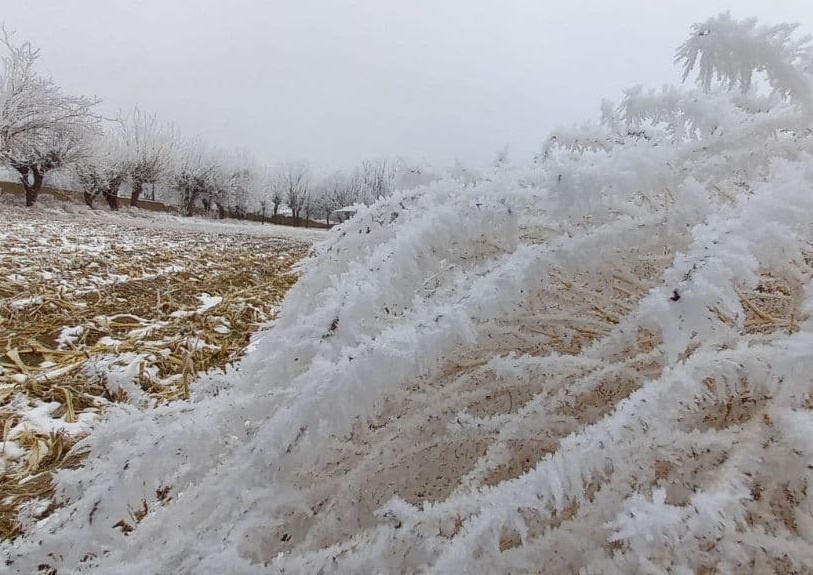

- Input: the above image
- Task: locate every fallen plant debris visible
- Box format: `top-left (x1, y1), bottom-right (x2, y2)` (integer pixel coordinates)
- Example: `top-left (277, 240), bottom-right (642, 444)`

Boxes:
top-left (0, 204), bottom-right (311, 540)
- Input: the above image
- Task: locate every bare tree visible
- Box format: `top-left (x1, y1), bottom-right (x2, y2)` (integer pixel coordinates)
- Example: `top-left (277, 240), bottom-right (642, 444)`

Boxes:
top-left (0, 30), bottom-right (100, 205)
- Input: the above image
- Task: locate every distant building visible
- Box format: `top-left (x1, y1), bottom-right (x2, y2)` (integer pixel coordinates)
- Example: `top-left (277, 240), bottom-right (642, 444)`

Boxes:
top-left (331, 206), bottom-right (358, 223)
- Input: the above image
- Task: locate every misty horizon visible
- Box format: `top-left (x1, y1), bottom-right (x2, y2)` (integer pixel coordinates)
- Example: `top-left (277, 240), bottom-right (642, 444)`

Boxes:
top-left (4, 1), bottom-right (813, 170)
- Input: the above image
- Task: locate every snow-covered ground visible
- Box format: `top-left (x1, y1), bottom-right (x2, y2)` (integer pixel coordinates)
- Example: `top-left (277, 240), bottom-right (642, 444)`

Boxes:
top-left (0, 192), bottom-right (329, 243)
top-left (0, 200), bottom-right (312, 542)
top-left (5, 14), bottom-right (813, 574)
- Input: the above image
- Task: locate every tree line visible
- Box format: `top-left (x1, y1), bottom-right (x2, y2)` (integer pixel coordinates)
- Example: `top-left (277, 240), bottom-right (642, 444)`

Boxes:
top-left (0, 29), bottom-right (449, 225)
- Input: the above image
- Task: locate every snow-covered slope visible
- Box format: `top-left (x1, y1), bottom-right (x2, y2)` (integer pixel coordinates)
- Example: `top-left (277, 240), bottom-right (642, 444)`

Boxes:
top-left (7, 14), bottom-right (813, 574)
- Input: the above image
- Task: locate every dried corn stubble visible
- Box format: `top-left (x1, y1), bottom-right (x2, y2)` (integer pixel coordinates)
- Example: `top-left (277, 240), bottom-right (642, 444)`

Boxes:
top-left (0, 209), bottom-right (309, 540)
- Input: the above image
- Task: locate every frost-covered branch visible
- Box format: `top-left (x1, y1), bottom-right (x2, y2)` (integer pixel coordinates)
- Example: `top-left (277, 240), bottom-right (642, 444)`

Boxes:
top-left (677, 12), bottom-right (813, 107)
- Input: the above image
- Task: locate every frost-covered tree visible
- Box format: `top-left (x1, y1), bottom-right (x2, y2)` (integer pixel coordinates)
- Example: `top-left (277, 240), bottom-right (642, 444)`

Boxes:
top-left (10, 13), bottom-right (813, 575)
top-left (312, 170), bottom-right (356, 224)
top-left (170, 140), bottom-right (220, 217)
top-left (307, 159), bottom-right (397, 225)
top-left (72, 127), bottom-right (128, 210)
top-left (225, 167), bottom-right (252, 219)
top-left (306, 162), bottom-right (396, 226)
top-left (251, 165), bottom-right (274, 221)
top-left (0, 30), bottom-right (100, 206)
top-left (268, 171), bottom-right (285, 218)
top-left (274, 162), bottom-right (309, 225)
top-left (353, 158), bottom-right (395, 204)
top-left (119, 106), bottom-right (177, 207)
top-left (217, 149), bottom-right (263, 219)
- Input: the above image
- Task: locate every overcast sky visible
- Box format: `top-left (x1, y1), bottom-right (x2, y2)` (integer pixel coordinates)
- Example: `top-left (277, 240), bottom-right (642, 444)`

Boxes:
top-left (4, 1), bottom-right (813, 169)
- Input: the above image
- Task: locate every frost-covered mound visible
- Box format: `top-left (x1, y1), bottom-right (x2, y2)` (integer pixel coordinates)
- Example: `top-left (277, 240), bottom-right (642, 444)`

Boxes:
top-left (7, 14), bottom-right (813, 574)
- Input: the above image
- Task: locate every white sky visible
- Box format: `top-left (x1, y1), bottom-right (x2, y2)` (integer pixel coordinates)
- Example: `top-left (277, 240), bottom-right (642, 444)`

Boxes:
top-left (4, 1), bottom-right (813, 169)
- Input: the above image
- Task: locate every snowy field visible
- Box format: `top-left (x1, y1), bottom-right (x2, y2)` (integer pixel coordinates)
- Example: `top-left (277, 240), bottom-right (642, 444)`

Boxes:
top-left (0, 199), bottom-right (315, 541)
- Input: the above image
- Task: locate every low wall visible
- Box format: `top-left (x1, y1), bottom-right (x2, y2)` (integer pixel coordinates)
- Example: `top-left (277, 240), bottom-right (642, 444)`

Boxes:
top-left (0, 180), bottom-right (83, 203)
top-left (241, 212), bottom-right (331, 229)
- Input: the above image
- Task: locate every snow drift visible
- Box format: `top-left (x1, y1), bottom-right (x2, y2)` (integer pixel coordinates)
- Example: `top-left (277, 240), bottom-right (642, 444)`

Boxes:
top-left (7, 13), bottom-right (813, 573)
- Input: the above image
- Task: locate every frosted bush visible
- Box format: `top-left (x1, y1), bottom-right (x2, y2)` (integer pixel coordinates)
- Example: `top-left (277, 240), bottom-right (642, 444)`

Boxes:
top-left (6, 13), bottom-right (813, 574)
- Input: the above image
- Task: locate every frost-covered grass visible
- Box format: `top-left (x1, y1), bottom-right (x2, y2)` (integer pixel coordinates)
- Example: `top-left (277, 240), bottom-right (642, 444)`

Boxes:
top-left (6, 13), bottom-right (813, 575)
top-left (0, 201), bottom-right (311, 540)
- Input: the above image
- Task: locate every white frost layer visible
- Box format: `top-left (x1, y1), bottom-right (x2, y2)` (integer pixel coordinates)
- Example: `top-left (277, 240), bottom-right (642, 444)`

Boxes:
top-left (6, 14), bottom-right (813, 575)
